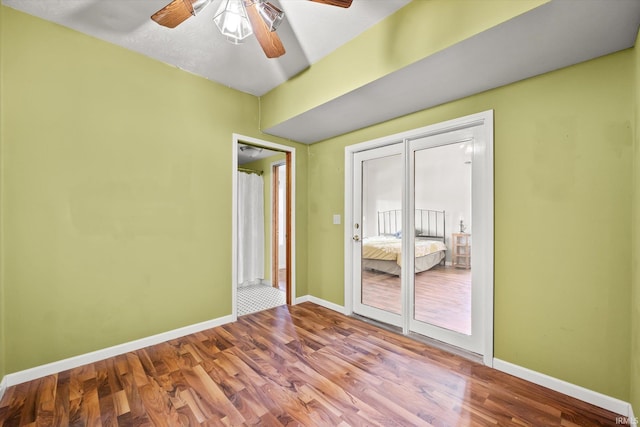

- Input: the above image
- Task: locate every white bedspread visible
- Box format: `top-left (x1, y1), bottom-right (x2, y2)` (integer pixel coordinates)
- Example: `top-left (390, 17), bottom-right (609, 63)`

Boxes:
top-left (363, 236), bottom-right (446, 266)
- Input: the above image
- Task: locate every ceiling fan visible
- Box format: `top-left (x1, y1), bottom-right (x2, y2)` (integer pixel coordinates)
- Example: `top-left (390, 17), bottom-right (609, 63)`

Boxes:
top-left (151, 0), bottom-right (353, 58)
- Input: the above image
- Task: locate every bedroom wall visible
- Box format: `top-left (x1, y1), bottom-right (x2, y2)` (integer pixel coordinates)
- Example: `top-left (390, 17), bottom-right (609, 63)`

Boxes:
top-left (631, 30), bottom-right (640, 417)
top-left (362, 154), bottom-right (402, 238)
top-left (361, 146), bottom-right (471, 260)
top-left (0, 6), bottom-right (308, 374)
top-left (0, 2), bottom-right (5, 383)
top-left (306, 50), bottom-right (633, 401)
top-left (415, 143), bottom-right (472, 240)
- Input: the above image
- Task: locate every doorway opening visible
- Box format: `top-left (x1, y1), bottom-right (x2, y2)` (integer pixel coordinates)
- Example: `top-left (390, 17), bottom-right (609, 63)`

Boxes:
top-left (233, 134), bottom-right (295, 318)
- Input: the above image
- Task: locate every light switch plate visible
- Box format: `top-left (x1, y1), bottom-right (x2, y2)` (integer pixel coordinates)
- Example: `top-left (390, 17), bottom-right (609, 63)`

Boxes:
top-left (333, 214), bottom-right (341, 225)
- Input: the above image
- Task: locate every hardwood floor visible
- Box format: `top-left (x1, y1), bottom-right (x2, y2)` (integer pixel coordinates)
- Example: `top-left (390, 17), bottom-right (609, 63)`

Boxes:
top-left (0, 302), bottom-right (622, 426)
top-left (362, 265), bottom-right (471, 334)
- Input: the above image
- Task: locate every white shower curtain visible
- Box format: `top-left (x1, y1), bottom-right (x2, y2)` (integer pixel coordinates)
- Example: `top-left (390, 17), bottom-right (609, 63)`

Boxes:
top-left (237, 171), bottom-right (265, 287)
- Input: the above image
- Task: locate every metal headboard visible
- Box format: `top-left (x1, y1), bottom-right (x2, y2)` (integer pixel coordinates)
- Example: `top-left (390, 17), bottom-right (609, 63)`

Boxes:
top-left (377, 209), bottom-right (446, 241)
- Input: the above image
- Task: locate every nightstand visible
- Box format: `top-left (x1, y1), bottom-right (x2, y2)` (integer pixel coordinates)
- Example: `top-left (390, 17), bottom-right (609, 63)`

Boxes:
top-left (452, 233), bottom-right (471, 269)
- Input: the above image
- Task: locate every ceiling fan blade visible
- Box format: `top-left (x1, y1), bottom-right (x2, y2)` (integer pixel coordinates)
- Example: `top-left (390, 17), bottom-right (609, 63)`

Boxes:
top-left (309, 0), bottom-right (353, 8)
top-left (151, 0), bottom-right (194, 28)
top-left (244, 0), bottom-right (286, 58)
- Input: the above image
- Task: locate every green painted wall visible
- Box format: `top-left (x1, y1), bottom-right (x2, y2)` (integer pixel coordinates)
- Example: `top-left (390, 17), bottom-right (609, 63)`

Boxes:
top-left (631, 30), bottom-right (640, 416)
top-left (261, 0), bottom-right (548, 130)
top-left (0, 2), bottom-right (5, 382)
top-left (307, 50), bottom-right (634, 400)
top-left (0, 6), bottom-right (307, 374)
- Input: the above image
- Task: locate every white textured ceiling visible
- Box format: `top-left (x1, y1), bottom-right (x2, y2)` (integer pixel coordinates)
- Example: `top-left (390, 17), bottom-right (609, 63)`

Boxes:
top-left (1, 0), bottom-right (411, 96)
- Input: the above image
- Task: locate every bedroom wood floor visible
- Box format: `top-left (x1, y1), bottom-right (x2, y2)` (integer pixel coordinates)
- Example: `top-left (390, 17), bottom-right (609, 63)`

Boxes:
top-left (0, 302), bottom-right (622, 426)
top-left (362, 265), bottom-right (472, 334)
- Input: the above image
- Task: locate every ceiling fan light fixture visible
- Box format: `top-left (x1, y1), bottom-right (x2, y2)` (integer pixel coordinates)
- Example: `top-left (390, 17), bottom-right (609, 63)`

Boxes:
top-left (257, 1), bottom-right (284, 32)
top-left (213, 0), bottom-right (253, 44)
top-left (239, 145), bottom-right (263, 158)
top-left (190, 0), bottom-right (213, 15)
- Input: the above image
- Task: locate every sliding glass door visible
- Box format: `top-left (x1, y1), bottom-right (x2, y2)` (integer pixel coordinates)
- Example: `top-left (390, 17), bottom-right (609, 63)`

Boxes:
top-left (348, 112), bottom-right (493, 358)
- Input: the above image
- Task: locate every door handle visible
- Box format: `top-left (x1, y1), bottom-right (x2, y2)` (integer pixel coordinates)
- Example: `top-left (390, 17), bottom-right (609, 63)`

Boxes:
top-left (353, 235), bottom-right (360, 242)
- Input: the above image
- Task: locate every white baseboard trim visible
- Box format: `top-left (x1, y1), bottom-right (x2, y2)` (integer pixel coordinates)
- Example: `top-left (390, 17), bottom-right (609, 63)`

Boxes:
top-left (5, 314), bottom-right (234, 388)
top-left (3, 298), bottom-right (342, 390)
top-left (629, 405), bottom-right (637, 426)
top-left (0, 375), bottom-right (7, 402)
top-left (493, 358), bottom-right (634, 418)
top-left (5, 301), bottom-right (634, 424)
top-left (627, 404), bottom-right (640, 426)
top-left (295, 295), bottom-right (347, 315)
top-left (293, 300), bottom-right (637, 420)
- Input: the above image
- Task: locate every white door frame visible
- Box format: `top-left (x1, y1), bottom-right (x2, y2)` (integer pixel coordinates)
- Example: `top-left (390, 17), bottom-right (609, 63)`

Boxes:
top-left (344, 111), bottom-right (494, 365)
top-left (232, 133), bottom-right (296, 320)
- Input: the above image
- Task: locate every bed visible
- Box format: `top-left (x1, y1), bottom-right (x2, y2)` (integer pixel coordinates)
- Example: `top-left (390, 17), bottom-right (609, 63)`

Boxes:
top-left (362, 209), bottom-right (447, 275)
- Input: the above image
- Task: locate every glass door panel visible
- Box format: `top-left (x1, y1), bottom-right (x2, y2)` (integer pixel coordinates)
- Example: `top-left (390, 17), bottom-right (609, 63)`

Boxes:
top-left (408, 128), bottom-right (486, 355)
top-left (353, 144), bottom-right (403, 327)
top-left (412, 141), bottom-right (472, 335)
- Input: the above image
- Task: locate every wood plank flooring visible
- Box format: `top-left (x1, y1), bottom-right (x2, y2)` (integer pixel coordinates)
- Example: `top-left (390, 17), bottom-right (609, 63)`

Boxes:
top-left (362, 265), bottom-right (471, 334)
top-left (0, 302), bottom-right (623, 426)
